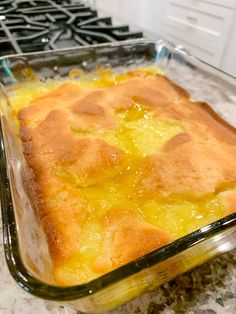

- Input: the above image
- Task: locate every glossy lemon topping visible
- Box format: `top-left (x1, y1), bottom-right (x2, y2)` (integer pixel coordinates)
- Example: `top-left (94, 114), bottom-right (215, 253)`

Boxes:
top-left (12, 67), bottom-right (235, 285)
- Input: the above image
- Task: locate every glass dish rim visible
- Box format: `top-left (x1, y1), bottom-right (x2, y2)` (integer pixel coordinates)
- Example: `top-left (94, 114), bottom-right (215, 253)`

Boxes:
top-left (0, 38), bottom-right (236, 301)
top-left (0, 38), bottom-right (235, 80)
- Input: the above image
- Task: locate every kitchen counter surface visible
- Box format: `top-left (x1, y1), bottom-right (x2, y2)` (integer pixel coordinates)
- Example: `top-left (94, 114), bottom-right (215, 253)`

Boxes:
top-left (1, 60), bottom-right (236, 314)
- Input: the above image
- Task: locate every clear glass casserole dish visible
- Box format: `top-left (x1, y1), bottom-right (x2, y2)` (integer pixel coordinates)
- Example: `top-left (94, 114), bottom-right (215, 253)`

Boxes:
top-left (0, 39), bottom-right (236, 313)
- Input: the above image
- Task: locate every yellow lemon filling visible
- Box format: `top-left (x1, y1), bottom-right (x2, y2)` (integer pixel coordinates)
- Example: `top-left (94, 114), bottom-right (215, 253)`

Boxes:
top-left (10, 67), bottom-right (235, 285)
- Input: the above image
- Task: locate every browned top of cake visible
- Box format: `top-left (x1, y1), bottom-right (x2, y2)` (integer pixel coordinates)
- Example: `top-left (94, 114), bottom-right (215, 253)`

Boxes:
top-left (17, 69), bottom-right (236, 285)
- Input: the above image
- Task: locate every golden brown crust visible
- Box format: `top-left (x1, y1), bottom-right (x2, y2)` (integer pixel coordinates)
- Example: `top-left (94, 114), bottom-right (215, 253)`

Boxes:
top-left (18, 86), bottom-right (125, 264)
top-left (17, 70), bottom-right (236, 284)
top-left (20, 109), bottom-right (125, 187)
top-left (93, 212), bottom-right (172, 274)
top-left (72, 91), bottom-right (117, 130)
top-left (136, 138), bottom-right (236, 197)
top-left (106, 75), bottom-right (184, 111)
top-left (219, 190), bottom-right (236, 215)
top-left (42, 205), bottom-right (87, 262)
top-left (163, 133), bottom-right (191, 151)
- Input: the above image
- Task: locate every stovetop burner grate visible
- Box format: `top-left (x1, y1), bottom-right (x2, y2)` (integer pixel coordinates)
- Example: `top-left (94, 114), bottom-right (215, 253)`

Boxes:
top-left (0, 0), bottom-right (143, 56)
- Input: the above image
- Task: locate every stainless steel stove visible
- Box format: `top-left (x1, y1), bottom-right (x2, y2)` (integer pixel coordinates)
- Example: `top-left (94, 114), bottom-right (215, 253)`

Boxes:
top-left (0, 0), bottom-right (143, 55)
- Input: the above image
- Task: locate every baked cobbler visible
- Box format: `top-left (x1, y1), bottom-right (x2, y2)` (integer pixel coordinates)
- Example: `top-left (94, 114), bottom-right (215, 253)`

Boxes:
top-left (10, 67), bottom-right (236, 285)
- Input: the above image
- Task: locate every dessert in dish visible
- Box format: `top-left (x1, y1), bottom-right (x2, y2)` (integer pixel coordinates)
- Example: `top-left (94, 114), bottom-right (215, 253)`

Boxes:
top-left (10, 67), bottom-right (236, 286)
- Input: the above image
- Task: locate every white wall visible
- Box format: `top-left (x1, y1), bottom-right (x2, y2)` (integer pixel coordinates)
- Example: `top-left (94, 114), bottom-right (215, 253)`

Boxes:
top-left (96, 0), bottom-right (165, 38)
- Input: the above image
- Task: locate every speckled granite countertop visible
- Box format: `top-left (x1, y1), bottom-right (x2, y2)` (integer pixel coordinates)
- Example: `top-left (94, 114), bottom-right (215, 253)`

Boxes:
top-left (1, 60), bottom-right (236, 314)
top-left (1, 211), bottom-right (236, 314)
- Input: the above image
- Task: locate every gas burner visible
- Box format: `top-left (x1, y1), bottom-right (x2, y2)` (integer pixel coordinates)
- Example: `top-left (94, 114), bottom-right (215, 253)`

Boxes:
top-left (0, 0), bottom-right (143, 55)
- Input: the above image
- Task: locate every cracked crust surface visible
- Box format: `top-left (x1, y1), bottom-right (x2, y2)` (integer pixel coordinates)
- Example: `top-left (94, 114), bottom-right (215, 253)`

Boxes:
top-left (17, 69), bottom-right (236, 285)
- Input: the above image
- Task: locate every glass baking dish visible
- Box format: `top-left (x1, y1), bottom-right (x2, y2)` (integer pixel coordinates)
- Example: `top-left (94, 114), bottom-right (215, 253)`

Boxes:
top-left (0, 39), bottom-right (236, 313)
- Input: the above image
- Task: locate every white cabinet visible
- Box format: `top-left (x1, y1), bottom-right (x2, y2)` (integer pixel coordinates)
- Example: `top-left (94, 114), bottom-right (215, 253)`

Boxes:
top-left (162, 0), bottom-right (235, 68)
top-left (221, 10), bottom-right (236, 77)
top-left (201, 0), bottom-right (236, 8)
top-left (96, 0), bottom-right (236, 75)
top-left (164, 0), bottom-right (234, 45)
